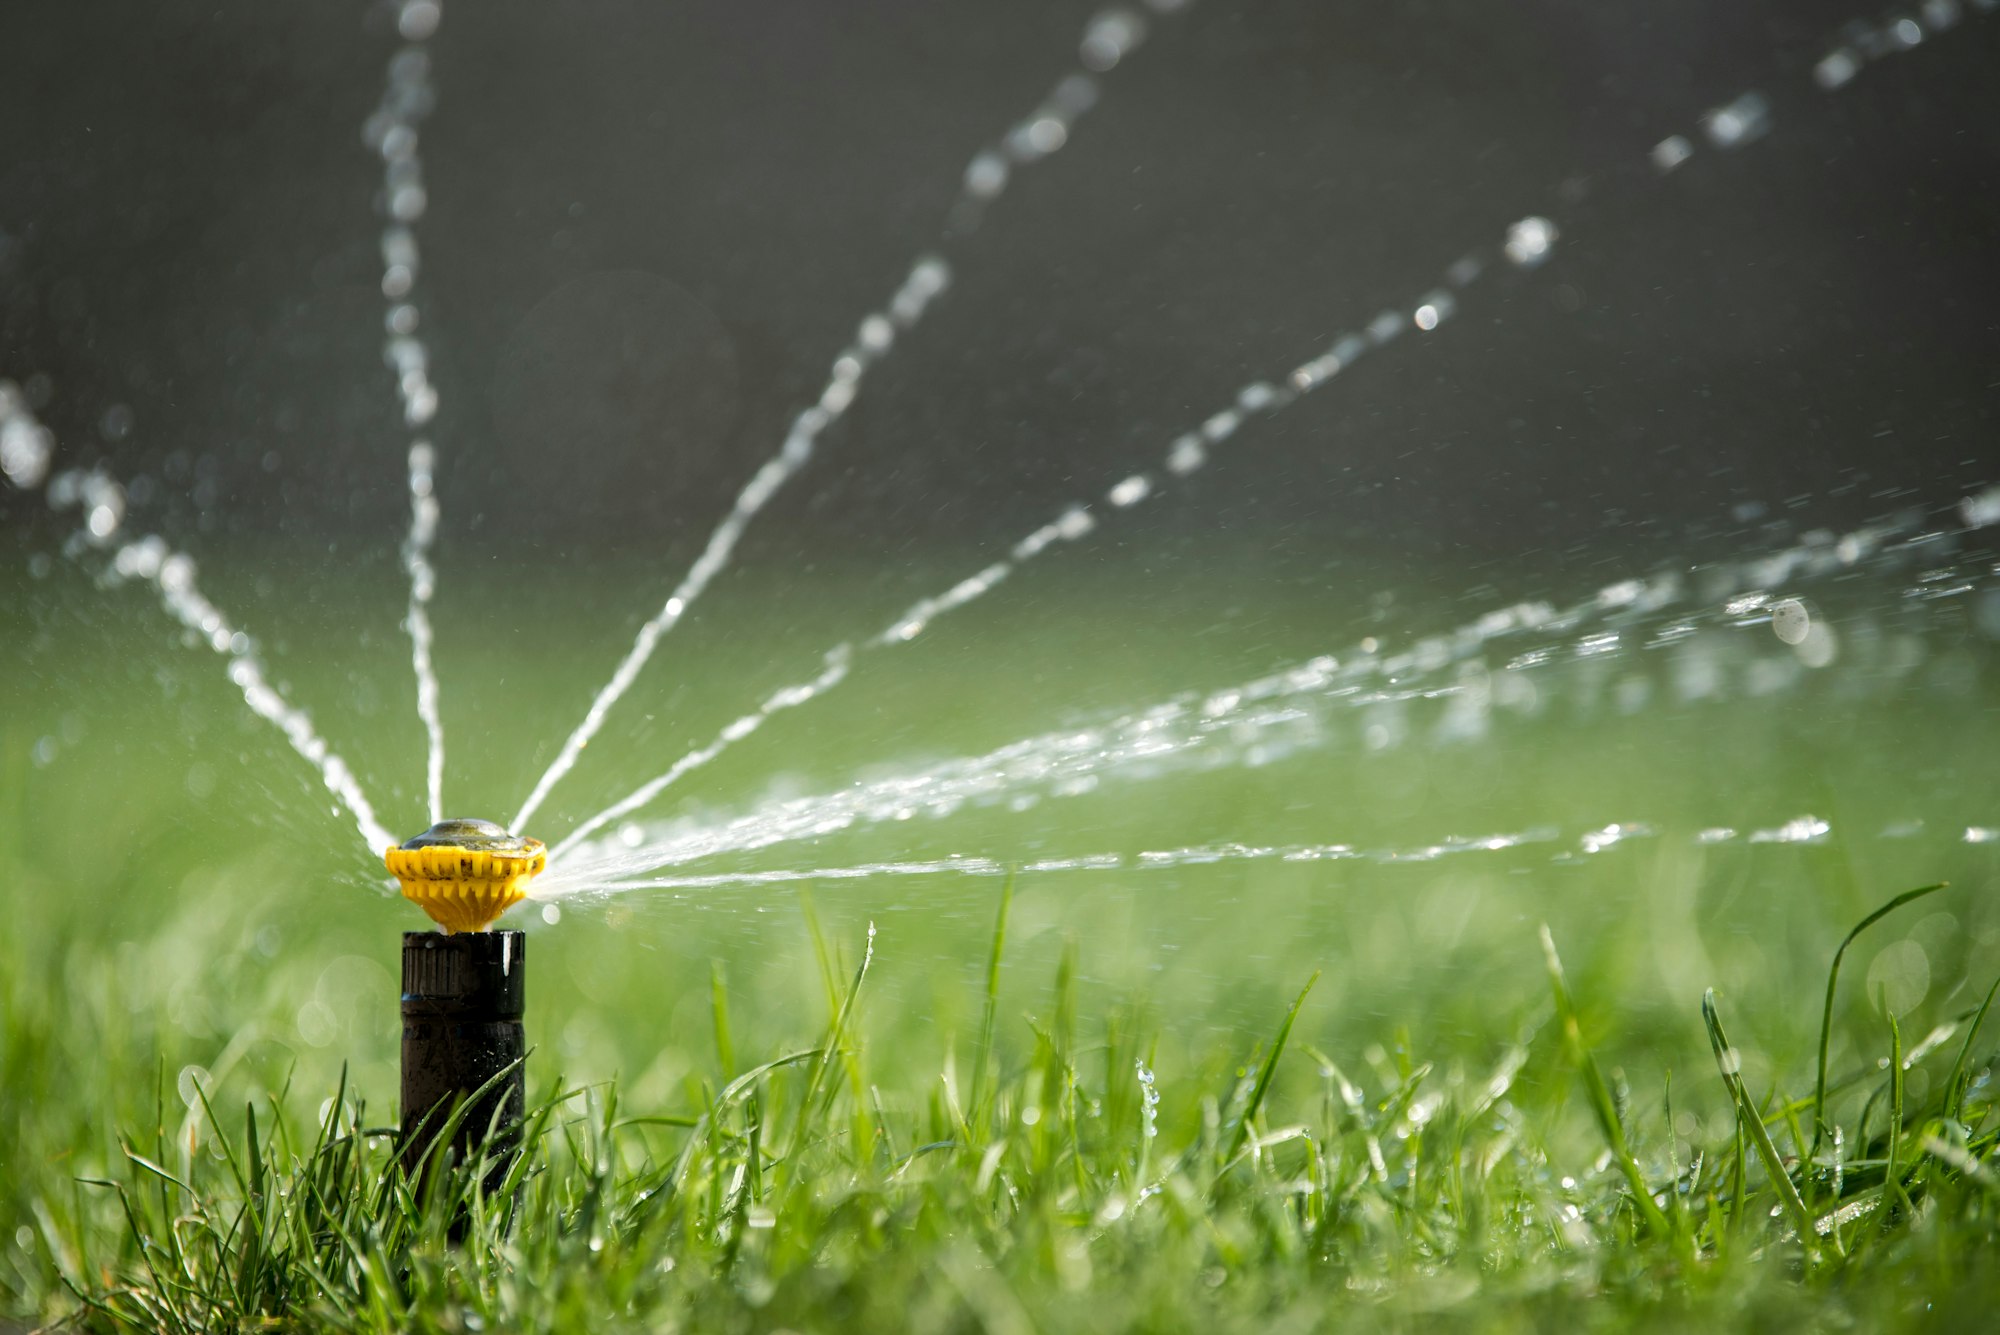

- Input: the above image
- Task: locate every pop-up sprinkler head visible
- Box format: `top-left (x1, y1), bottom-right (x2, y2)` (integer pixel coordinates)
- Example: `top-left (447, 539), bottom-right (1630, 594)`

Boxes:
top-left (386, 817), bottom-right (547, 933)
top-left (390, 818), bottom-right (544, 1207)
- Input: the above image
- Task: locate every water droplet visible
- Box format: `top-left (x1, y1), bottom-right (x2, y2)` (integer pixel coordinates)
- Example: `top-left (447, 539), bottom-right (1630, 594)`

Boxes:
top-left (1107, 473), bottom-right (1152, 507)
top-left (1165, 434), bottom-right (1205, 474)
top-left (1701, 92), bottom-right (1771, 149)
top-left (176, 1064), bottom-right (212, 1108)
top-left (1503, 216), bottom-right (1558, 268)
top-left (1770, 598), bottom-right (1811, 645)
top-left (1795, 620), bottom-right (1838, 668)
top-left (1651, 135), bottom-right (1694, 173)
top-left (1814, 49), bottom-right (1860, 89)
top-left (1960, 485), bottom-right (2000, 529)
top-left (398, 0), bottom-right (441, 41)
top-left (1080, 10), bottom-right (1145, 71)
top-left (1866, 940), bottom-right (1931, 1015)
top-left (1412, 291), bottom-right (1454, 330)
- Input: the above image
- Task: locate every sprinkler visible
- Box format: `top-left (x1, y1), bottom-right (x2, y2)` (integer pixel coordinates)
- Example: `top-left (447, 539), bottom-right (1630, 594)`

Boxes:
top-left (386, 817), bottom-right (548, 934)
top-left (386, 819), bottom-right (547, 1187)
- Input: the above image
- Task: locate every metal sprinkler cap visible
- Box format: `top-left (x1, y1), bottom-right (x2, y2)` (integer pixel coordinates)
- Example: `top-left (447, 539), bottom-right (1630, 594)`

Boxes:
top-left (386, 818), bottom-right (548, 934)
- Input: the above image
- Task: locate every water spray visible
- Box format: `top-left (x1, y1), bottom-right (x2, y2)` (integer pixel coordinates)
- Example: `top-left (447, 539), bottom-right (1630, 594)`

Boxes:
top-left (385, 818), bottom-right (546, 1185)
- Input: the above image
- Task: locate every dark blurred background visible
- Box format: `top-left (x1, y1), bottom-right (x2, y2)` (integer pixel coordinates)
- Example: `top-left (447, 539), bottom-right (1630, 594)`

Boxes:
top-left (1, 0), bottom-right (1996, 591)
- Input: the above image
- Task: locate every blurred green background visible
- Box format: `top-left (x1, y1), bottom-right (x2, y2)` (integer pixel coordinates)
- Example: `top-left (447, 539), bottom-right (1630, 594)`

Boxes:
top-left (5, 543), bottom-right (1996, 1170)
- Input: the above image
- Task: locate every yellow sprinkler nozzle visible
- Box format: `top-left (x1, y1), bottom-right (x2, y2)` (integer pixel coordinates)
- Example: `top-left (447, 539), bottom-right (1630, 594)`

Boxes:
top-left (386, 818), bottom-right (548, 934)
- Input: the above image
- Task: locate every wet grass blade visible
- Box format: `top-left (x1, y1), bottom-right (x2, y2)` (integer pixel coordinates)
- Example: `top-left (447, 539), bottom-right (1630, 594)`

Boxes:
top-left (1542, 927), bottom-right (1674, 1239)
top-left (1878, 999), bottom-right (1913, 1233)
top-left (789, 922), bottom-right (877, 1158)
top-left (1226, 971), bottom-right (1317, 1160)
top-left (1809, 883), bottom-right (1944, 1155)
top-left (1702, 988), bottom-right (1817, 1257)
top-left (1943, 972), bottom-right (2000, 1122)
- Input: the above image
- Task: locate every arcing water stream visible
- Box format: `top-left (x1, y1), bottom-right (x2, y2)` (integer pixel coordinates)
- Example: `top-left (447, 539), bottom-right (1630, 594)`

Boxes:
top-left (535, 494), bottom-right (2000, 901)
top-left (506, 4), bottom-right (1168, 835)
top-left (3, 0), bottom-right (1997, 925)
top-left (365, 16), bottom-right (449, 827)
top-left (526, 1), bottom-right (2000, 894)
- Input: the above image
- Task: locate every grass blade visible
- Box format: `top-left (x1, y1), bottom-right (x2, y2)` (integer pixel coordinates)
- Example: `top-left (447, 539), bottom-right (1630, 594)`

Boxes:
top-left (1542, 927), bottom-right (1674, 1239)
top-left (1226, 971), bottom-right (1318, 1160)
top-left (711, 960), bottom-right (736, 1081)
top-left (1811, 883), bottom-right (1946, 1154)
top-left (1878, 996), bottom-right (1914, 1232)
top-left (1702, 988), bottom-right (1817, 1256)
top-left (788, 923), bottom-right (877, 1159)
top-left (1943, 972), bottom-right (2000, 1123)
top-left (969, 871), bottom-right (1015, 1136)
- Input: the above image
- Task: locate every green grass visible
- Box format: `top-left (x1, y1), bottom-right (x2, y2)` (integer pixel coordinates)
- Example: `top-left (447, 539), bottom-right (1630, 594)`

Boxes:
top-left (5, 562), bottom-right (2000, 1329)
top-left (7, 876), bottom-right (2000, 1332)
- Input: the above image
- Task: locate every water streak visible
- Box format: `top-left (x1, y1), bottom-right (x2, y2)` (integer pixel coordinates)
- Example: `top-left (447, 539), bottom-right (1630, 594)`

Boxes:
top-left (538, 500), bottom-right (1997, 896)
top-left (510, 2), bottom-right (1189, 834)
top-left (547, 220), bottom-right (1514, 852)
top-left (10, 0), bottom-right (1995, 891)
top-left (549, 810), bottom-right (1982, 900)
top-left (101, 533), bottom-right (401, 857)
top-left (404, 442), bottom-right (445, 822)
top-left (1814, 0), bottom-right (1995, 92)
top-left (366, 1), bottom-right (449, 824)
top-left (364, 3), bottom-right (443, 428)
top-left (543, 3), bottom-right (1983, 859)
top-left (575, 830), bottom-right (1570, 894)
top-left (547, 646), bottom-right (854, 860)
top-left (5, 388), bottom-right (398, 859)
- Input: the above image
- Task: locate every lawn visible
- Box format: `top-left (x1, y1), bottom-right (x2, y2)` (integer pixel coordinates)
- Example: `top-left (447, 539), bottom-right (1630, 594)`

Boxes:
top-left (4, 549), bottom-right (1999, 1332)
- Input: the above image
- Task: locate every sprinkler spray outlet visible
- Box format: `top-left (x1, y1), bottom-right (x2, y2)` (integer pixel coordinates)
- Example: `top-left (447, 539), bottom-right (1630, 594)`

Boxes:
top-left (389, 819), bottom-right (546, 1194)
top-left (386, 817), bottom-right (547, 933)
